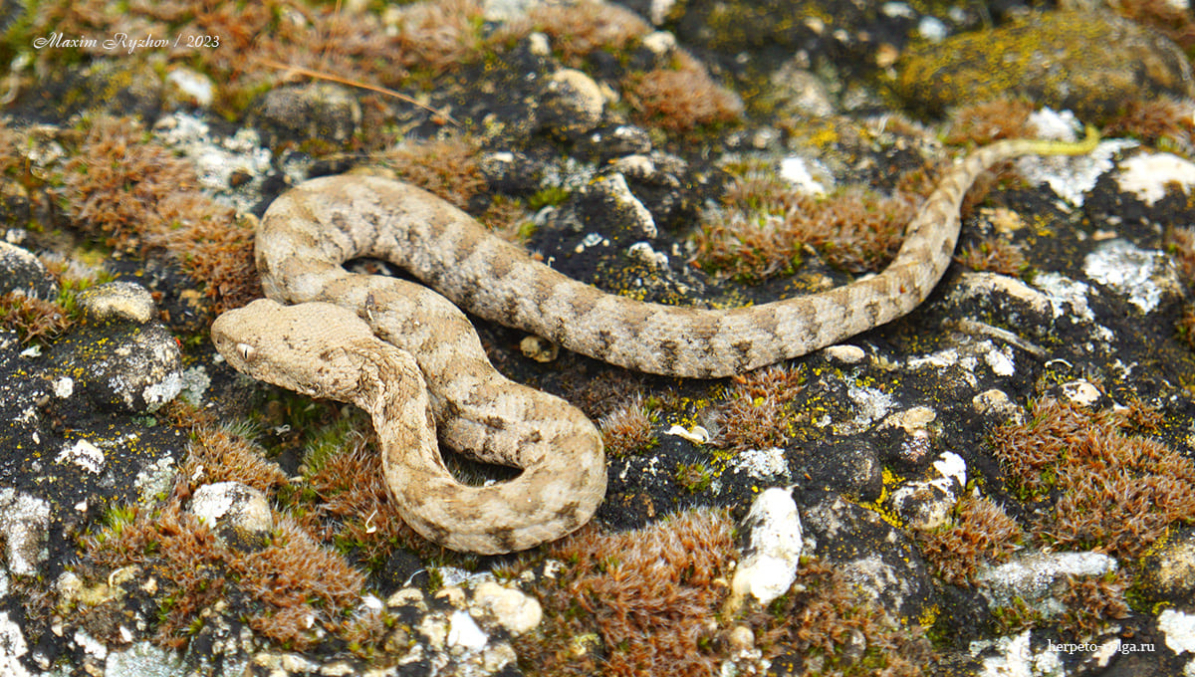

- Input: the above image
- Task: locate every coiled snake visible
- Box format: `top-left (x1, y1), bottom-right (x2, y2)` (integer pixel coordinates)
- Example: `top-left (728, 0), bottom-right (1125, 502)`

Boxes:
top-left (210, 131), bottom-right (1098, 553)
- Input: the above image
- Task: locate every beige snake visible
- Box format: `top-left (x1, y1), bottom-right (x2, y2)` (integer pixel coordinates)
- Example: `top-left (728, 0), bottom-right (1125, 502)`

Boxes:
top-left (210, 131), bottom-right (1098, 553)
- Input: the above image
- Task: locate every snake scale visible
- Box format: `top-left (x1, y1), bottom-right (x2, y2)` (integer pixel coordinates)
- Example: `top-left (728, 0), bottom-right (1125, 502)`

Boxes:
top-left (210, 131), bottom-right (1098, 553)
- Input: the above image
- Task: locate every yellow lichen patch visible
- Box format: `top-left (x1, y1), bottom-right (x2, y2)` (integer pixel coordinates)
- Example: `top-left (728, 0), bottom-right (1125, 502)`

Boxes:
top-left (895, 11), bottom-right (1193, 120)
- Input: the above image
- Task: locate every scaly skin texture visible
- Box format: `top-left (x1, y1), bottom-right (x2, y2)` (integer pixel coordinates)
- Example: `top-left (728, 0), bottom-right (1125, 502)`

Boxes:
top-left (211, 131), bottom-right (1098, 553)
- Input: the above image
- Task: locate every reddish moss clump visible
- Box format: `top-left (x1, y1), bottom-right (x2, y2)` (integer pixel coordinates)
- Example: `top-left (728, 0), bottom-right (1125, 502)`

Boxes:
top-left (916, 494), bottom-right (1023, 586)
top-left (943, 98), bottom-right (1037, 146)
top-left (295, 438), bottom-right (444, 564)
top-left (955, 235), bottom-right (1028, 276)
top-left (711, 364), bottom-right (804, 451)
top-left (0, 292), bottom-right (73, 343)
top-left (1104, 98), bottom-right (1195, 153)
top-left (1058, 570), bottom-right (1130, 636)
top-left (625, 51), bottom-right (744, 134)
top-left (991, 398), bottom-right (1195, 559)
top-left (59, 116), bottom-right (259, 313)
top-left (80, 501), bottom-right (365, 650)
top-left (382, 136), bottom-right (486, 210)
top-left (179, 423), bottom-right (290, 495)
top-left (598, 395), bottom-right (656, 457)
top-left (528, 0), bottom-right (652, 66)
top-left (693, 160), bottom-right (920, 284)
top-left (516, 510), bottom-right (736, 677)
top-left (28, 0), bottom-right (488, 118)
top-left (749, 558), bottom-right (931, 676)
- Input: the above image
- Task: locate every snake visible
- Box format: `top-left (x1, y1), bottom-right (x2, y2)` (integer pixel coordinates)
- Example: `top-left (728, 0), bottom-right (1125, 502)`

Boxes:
top-left (209, 130), bottom-right (1098, 554)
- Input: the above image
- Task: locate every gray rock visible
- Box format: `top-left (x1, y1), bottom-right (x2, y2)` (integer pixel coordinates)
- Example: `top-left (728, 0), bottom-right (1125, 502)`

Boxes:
top-left (799, 490), bottom-right (936, 623)
top-left (0, 488), bottom-right (51, 576)
top-left (189, 482), bottom-right (274, 549)
top-left (53, 282), bottom-right (182, 414)
top-left (728, 487), bottom-right (802, 610)
top-left (537, 68), bottom-right (606, 138)
top-left (255, 83), bottom-right (361, 147)
top-left (0, 241), bottom-right (57, 300)
top-left (77, 281), bottom-right (156, 325)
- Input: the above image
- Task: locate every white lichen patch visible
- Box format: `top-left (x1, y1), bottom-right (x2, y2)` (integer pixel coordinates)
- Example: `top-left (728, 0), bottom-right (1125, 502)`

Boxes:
top-left (840, 383), bottom-right (896, 434)
top-left (134, 455), bottom-right (177, 503)
top-left (779, 155), bottom-right (830, 195)
top-left (152, 112), bottom-right (273, 210)
top-left (175, 366), bottom-right (212, 407)
top-left (970, 630), bottom-right (1064, 677)
top-left (731, 446), bottom-right (790, 481)
top-left (142, 370), bottom-right (184, 413)
top-left (728, 488), bottom-right (802, 610)
top-left (0, 611), bottom-right (33, 677)
top-left (1160, 609), bottom-right (1195, 655)
top-left (447, 609), bottom-right (488, 650)
top-left (983, 342), bottom-right (1016, 377)
top-left (976, 551), bottom-right (1117, 613)
top-left (56, 438), bottom-right (105, 474)
top-left (53, 376), bottom-right (74, 398)
top-left (1017, 138), bottom-right (1133, 208)
top-left (1116, 151), bottom-right (1195, 206)
top-left (0, 489), bottom-right (51, 576)
top-left (1032, 272), bottom-right (1095, 322)
top-left (1084, 239), bottom-right (1178, 314)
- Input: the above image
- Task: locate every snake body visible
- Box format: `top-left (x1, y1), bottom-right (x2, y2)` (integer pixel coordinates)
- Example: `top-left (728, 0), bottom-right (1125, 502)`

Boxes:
top-left (210, 132), bottom-right (1098, 553)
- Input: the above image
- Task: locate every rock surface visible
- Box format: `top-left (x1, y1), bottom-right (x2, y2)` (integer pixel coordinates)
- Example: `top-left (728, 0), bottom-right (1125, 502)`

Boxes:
top-left (2, 1), bottom-right (1195, 676)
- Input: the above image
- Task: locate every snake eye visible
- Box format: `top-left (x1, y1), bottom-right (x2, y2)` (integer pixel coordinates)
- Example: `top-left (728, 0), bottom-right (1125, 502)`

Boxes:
top-left (237, 343), bottom-right (256, 362)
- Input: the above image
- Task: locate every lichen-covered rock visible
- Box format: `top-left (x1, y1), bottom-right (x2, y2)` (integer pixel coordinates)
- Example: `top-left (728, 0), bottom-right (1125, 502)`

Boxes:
top-left (53, 282), bottom-right (182, 414)
top-left (537, 68), bottom-right (607, 138)
top-left (0, 488), bottom-right (50, 576)
top-left (896, 11), bottom-right (1194, 118)
top-left (728, 487), bottom-right (802, 610)
top-left (188, 482), bottom-right (273, 550)
top-left (976, 551), bottom-right (1118, 615)
top-left (254, 83), bottom-right (362, 148)
top-left (1138, 528), bottom-right (1195, 606)
top-left (0, 242), bottom-right (57, 300)
top-left (797, 489), bottom-right (936, 624)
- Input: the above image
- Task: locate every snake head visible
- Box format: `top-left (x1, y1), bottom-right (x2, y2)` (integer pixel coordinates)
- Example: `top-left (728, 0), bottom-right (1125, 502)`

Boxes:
top-left (211, 298), bottom-right (378, 404)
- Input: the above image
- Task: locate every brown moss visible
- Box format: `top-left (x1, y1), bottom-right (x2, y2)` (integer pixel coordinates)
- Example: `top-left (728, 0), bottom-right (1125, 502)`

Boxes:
top-left (1058, 570), bottom-right (1130, 636)
top-left (599, 395), bottom-right (657, 457)
top-left (1104, 98), bottom-right (1195, 154)
top-left (991, 398), bottom-right (1195, 559)
top-left (1178, 305), bottom-right (1195, 351)
top-left (59, 116), bottom-right (259, 314)
top-left (238, 517), bottom-right (367, 648)
top-left (295, 432), bottom-right (444, 564)
top-left (624, 50), bottom-right (744, 134)
top-left (694, 161), bottom-right (920, 283)
top-left (943, 99), bottom-right (1037, 146)
top-left (711, 364), bottom-right (804, 452)
top-left (516, 510), bottom-right (736, 677)
top-left (80, 498), bottom-right (366, 651)
top-left (1113, 0), bottom-right (1195, 52)
top-left (179, 423), bottom-right (290, 495)
top-left (955, 236), bottom-right (1027, 276)
top-left (29, 0), bottom-right (487, 119)
top-left (916, 494), bottom-right (1023, 586)
top-left (382, 136), bottom-right (486, 210)
top-left (0, 292), bottom-right (72, 343)
top-left (528, 0), bottom-right (652, 66)
top-left (749, 558), bottom-right (931, 676)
